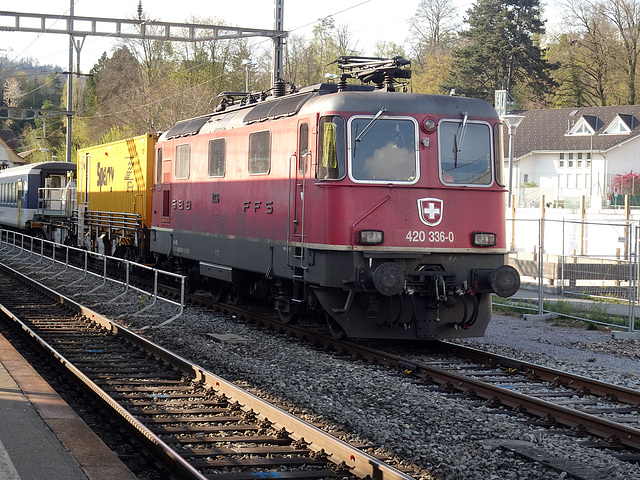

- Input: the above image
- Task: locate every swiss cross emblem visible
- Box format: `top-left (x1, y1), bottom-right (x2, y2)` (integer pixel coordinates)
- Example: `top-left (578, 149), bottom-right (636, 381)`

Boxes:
top-left (417, 198), bottom-right (443, 226)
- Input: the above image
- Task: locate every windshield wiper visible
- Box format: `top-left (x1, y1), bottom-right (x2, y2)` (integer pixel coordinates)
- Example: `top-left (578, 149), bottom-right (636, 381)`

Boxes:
top-left (355, 107), bottom-right (387, 142)
top-left (452, 111), bottom-right (469, 167)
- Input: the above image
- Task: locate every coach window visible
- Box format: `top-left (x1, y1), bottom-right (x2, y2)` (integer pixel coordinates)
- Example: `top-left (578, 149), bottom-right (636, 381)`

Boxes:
top-left (156, 148), bottom-right (162, 185)
top-left (349, 117), bottom-right (418, 183)
top-left (208, 138), bottom-right (226, 177)
top-left (439, 120), bottom-right (492, 186)
top-left (249, 131), bottom-right (271, 174)
top-left (175, 144), bottom-right (190, 179)
top-left (318, 116), bottom-right (345, 180)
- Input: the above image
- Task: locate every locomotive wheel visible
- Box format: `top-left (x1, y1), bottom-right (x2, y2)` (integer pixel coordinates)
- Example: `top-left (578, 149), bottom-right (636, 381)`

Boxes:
top-left (277, 308), bottom-right (298, 324)
top-left (227, 283), bottom-right (242, 305)
top-left (209, 280), bottom-right (227, 302)
top-left (325, 313), bottom-right (346, 339)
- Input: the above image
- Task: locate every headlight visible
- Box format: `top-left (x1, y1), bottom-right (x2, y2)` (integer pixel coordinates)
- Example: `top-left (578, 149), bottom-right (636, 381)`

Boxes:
top-left (423, 118), bottom-right (437, 132)
top-left (357, 230), bottom-right (384, 245)
top-left (472, 232), bottom-right (496, 247)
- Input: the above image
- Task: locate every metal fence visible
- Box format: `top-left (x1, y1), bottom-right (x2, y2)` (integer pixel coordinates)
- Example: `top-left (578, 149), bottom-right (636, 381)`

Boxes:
top-left (506, 217), bottom-right (639, 333)
top-left (0, 229), bottom-right (186, 328)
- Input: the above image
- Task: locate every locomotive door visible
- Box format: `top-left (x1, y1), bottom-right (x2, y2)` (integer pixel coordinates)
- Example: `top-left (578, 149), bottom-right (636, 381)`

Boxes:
top-left (292, 122), bottom-right (310, 245)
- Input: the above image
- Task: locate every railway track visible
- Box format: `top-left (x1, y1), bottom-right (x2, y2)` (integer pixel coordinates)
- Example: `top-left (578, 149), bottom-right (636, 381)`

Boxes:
top-left (180, 291), bottom-right (640, 472)
top-left (3, 244), bottom-right (640, 478)
top-left (0, 263), bottom-right (414, 480)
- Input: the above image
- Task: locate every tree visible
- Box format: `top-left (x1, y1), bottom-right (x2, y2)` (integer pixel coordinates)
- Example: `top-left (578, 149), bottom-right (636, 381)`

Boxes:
top-left (602, 0), bottom-right (640, 104)
top-left (443, 0), bottom-right (556, 104)
top-left (409, 0), bottom-right (459, 59)
top-left (548, 0), bottom-right (624, 106)
top-left (408, 0), bottom-right (459, 93)
top-left (2, 77), bottom-right (23, 108)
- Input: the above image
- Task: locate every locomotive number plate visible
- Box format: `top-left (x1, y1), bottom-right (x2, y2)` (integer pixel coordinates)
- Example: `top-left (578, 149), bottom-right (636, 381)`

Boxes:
top-left (405, 230), bottom-right (454, 243)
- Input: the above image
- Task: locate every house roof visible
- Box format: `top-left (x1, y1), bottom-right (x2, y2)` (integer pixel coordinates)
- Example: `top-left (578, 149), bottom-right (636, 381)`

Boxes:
top-left (511, 105), bottom-right (640, 157)
top-left (0, 137), bottom-right (23, 166)
top-left (0, 130), bottom-right (18, 152)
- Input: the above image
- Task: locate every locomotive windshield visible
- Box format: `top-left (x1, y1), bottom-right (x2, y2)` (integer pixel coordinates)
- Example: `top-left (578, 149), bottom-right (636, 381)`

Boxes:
top-left (439, 120), bottom-right (493, 185)
top-left (349, 117), bottom-right (418, 183)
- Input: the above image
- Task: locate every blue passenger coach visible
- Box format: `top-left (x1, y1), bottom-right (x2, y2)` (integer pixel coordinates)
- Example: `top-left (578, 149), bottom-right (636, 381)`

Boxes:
top-left (0, 162), bottom-right (77, 241)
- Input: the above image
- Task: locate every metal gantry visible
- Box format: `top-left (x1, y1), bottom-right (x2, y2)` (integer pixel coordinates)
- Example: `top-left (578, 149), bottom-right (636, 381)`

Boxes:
top-left (0, 4), bottom-right (287, 161)
top-left (0, 11), bottom-right (286, 42)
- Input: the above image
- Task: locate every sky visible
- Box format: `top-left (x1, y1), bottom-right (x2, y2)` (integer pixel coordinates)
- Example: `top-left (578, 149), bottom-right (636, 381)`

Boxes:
top-left (0, 0), bottom-right (561, 73)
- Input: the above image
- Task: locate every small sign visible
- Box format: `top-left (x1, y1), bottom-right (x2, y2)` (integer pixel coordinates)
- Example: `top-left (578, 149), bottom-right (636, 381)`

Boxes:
top-left (619, 236), bottom-right (627, 243)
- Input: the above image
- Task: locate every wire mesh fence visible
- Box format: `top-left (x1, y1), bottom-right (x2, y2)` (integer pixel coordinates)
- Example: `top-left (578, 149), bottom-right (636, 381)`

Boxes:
top-left (505, 217), bottom-right (639, 333)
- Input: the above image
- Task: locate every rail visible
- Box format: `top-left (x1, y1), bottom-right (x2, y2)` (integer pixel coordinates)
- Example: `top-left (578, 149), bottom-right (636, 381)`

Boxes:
top-left (0, 264), bottom-right (413, 480)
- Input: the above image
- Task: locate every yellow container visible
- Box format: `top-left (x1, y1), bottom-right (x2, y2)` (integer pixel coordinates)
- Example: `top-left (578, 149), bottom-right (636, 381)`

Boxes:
top-left (77, 133), bottom-right (157, 256)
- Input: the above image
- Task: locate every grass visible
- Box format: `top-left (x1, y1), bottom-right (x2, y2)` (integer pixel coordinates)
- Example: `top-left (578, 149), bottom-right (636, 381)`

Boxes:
top-left (492, 295), bottom-right (640, 330)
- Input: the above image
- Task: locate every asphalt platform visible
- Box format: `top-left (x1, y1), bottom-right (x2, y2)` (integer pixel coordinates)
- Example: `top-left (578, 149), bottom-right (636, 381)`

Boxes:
top-left (0, 332), bottom-right (136, 480)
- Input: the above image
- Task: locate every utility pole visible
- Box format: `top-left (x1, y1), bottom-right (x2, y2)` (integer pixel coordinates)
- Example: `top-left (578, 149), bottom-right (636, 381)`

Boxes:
top-left (65, 0), bottom-right (74, 163)
top-left (272, 0), bottom-right (284, 85)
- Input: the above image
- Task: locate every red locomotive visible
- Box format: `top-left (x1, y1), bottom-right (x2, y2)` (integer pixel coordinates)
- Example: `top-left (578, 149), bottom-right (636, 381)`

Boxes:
top-left (149, 57), bottom-right (519, 339)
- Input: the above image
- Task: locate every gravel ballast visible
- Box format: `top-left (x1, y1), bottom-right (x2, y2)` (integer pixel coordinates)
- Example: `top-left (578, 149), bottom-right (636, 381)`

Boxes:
top-left (6, 257), bottom-right (640, 480)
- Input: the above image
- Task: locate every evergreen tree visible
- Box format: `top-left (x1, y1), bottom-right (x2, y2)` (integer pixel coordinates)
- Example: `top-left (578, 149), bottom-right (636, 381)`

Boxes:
top-left (443, 0), bottom-right (556, 103)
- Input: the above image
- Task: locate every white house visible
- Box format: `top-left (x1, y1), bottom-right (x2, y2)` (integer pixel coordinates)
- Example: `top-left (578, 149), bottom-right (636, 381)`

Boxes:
top-left (0, 130), bottom-right (24, 168)
top-left (510, 105), bottom-right (640, 209)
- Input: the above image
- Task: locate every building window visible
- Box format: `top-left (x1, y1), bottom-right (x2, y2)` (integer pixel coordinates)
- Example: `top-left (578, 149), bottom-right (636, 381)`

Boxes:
top-left (577, 152), bottom-right (582, 167)
top-left (249, 131), bottom-right (271, 174)
top-left (208, 139), bottom-right (226, 177)
top-left (586, 153), bottom-right (591, 167)
top-left (559, 153), bottom-right (564, 168)
top-left (523, 173), bottom-right (529, 183)
top-left (568, 153), bottom-right (574, 167)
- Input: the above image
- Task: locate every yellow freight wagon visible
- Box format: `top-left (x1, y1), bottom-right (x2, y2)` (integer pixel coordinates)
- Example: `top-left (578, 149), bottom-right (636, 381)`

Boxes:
top-left (77, 133), bottom-right (157, 260)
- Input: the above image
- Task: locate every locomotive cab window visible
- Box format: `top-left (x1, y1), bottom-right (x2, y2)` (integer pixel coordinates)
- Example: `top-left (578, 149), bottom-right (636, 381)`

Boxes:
top-left (249, 131), bottom-right (271, 175)
top-left (175, 144), bottom-right (190, 179)
top-left (349, 116), bottom-right (418, 183)
top-left (208, 138), bottom-right (226, 177)
top-left (438, 119), bottom-right (493, 186)
top-left (318, 116), bottom-right (345, 180)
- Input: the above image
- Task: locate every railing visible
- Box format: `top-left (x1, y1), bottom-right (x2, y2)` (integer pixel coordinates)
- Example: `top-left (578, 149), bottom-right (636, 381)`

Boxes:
top-left (0, 229), bottom-right (185, 327)
top-left (37, 187), bottom-right (77, 217)
top-left (81, 208), bottom-right (142, 230)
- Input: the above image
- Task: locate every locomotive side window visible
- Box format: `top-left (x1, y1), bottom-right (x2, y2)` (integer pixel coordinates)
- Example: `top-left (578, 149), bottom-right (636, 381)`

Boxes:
top-left (438, 120), bottom-right (492, 186)
top-left (318, 116), bottom-right (345, 180)
top-left (156, 148), bottom-right (162, 185)
top-left (175, 144), bottom-right (190, 179)
top-left (494, 123), bottom-right (505, 187)
top-left (208, 138), bottom-right (226, 177)
top-left (298, 123), bottom-right (309, 174)
top-left (249, 131), bottom-right (271, 174)
top-left (349, 117), bottom-right (418, 183)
